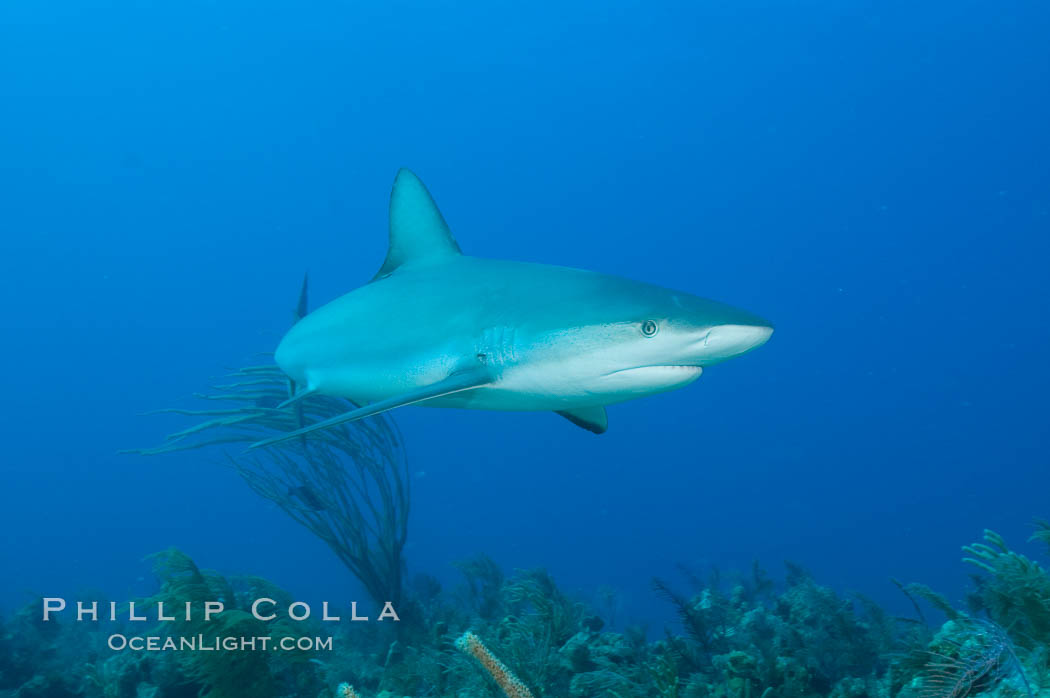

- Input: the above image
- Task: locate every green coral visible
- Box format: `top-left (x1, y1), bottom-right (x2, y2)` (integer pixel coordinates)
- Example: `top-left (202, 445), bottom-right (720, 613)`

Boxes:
top-left (649, 562), bottom-right (895, 698)
top-left (141, 549), bottom-right (324, 698)
top-left (963, 529), bottom-right (1050, 648)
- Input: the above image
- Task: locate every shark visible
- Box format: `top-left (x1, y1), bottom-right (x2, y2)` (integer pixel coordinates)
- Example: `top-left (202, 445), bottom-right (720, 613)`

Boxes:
top-left (250, 169), bottom-right (772, 448)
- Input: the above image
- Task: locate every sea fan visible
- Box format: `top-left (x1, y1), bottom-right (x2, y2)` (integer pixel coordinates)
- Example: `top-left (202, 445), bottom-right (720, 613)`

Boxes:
top-left (919, 619), bottom-right (1032, 698)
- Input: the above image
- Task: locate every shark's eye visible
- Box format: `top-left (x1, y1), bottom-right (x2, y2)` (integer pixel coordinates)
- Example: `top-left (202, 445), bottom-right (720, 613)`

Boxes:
top-left (640, 320), bottom-right (659, 337)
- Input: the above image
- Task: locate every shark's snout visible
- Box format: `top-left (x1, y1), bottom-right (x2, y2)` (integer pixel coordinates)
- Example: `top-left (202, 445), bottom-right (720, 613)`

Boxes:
top-left (697, 323), bottom-right (773, 364)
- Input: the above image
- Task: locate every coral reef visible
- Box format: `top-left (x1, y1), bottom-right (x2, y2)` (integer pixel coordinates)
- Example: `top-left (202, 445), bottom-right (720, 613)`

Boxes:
top-left (3, 521), bottom-right (1050, 698)
top-left (0, 549), bottom-right (326, 698)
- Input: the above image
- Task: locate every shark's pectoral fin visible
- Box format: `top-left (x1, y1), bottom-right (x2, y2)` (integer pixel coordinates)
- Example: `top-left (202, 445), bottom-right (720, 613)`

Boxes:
top-left (373, 169), bottom-right (462, 280)
top-left (249, 366), bottom-right (492, 450)
top-left (555, 406), bottom-right (608, 434)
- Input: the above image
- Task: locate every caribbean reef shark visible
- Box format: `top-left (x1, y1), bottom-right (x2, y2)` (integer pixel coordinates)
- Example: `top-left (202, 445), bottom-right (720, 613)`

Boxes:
top-left (251, 169), bottom-right (772, 448)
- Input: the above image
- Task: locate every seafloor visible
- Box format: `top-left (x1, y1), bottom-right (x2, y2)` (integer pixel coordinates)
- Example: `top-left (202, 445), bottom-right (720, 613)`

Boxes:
top-left (1, 524), bottom-right (1047, 698)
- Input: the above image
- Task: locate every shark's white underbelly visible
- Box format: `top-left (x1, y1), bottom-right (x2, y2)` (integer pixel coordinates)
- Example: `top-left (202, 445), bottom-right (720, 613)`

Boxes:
top-left (297, 342), bottom-right (705, 411)
top-left (426, 363), bottom-right (703, 411)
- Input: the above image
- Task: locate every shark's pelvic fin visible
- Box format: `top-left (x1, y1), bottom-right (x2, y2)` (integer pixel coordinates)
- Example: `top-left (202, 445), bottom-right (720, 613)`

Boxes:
top-left (555, 406), bottom-right (608, 434)
top-left (374, 168), bottom-right (462, 279)
top-left (249, 365), bottom-right (492, 450)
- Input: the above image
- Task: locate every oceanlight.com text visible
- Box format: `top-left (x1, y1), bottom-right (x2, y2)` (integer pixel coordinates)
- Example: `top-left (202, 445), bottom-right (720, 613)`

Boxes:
top-left (107, 634), bottom-right (334, 652)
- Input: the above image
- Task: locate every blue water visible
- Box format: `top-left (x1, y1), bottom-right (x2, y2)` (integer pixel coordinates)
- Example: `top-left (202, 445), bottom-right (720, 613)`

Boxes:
top-left (1, 0), bottom-right (1047, 630)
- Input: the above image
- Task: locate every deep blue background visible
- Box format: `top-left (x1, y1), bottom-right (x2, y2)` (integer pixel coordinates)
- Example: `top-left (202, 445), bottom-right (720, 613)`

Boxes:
top-left (1, 0), bottom-right (1048, 629)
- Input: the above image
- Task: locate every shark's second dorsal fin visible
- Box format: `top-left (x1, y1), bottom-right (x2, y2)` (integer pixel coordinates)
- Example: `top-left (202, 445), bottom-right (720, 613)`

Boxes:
top-left (374, 168), bottom-right (462, 279)
top-left (294, 272), bottom-right (309, 322)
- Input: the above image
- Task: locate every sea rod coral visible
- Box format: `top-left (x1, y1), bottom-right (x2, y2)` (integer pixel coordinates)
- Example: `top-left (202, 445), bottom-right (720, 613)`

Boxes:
top-left (456, 631), bottom-right (536, 698)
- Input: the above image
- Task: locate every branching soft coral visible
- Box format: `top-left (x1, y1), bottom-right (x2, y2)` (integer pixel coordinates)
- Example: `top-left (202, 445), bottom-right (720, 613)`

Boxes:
top-left (126, 360), bottom-right (411, 612)
top-left (919, 619), bottom-right (1032, 698)
top-left (963, 528), bottom-right (1050, 647)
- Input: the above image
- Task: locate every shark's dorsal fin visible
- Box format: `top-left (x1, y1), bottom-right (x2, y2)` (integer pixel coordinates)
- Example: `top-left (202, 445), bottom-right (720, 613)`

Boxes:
top-left (374, 168), bottom-right (462, 279)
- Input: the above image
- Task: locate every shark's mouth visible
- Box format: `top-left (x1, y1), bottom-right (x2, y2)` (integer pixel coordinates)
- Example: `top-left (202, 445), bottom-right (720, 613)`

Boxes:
top-left (599, 364), bottom-right (704, 393)
top-left (603, 365), bottom-right (703, 379)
